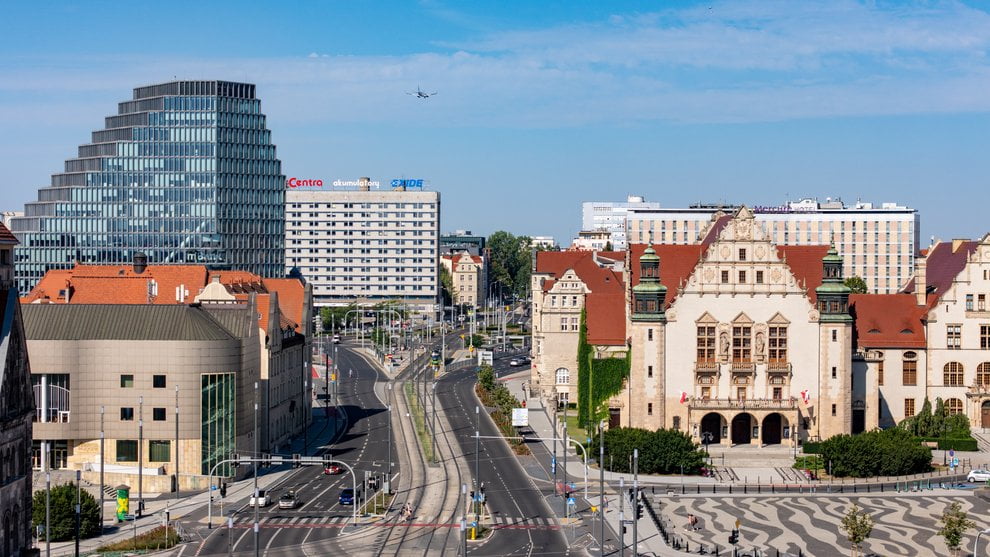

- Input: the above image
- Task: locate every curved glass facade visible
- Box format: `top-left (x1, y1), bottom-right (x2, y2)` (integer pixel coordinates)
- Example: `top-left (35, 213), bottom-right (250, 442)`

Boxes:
top-left (11, 80), bottom-right (285, 292)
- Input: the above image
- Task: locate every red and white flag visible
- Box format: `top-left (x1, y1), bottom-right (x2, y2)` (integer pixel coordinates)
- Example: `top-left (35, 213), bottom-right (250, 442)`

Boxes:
top-left (800, 389), bottom-right (810, 405)
top-left (679, 391), bottom-right (688, 404)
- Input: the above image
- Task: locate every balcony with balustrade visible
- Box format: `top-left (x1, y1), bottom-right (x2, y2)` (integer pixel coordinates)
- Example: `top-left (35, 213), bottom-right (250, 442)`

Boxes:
top-left (690, 397), bottom-right (798, 411)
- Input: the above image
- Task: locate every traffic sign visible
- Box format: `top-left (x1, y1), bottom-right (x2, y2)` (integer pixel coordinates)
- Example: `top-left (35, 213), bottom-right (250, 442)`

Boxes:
top-left (950, 449), bottom-right (955, 457)
top-left (567, 497), bottom-right (576, 506)
top-left (551, 456), bottom-right (556, 473)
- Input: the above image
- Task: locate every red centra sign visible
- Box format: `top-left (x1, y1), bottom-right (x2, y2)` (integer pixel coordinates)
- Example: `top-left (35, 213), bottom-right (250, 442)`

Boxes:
top-left (287, 177), bottom-right (323, 188)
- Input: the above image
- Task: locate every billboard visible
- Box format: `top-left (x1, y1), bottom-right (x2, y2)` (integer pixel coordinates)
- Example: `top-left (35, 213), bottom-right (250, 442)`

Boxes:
top-left (511, 408), bottom-right (529, 427)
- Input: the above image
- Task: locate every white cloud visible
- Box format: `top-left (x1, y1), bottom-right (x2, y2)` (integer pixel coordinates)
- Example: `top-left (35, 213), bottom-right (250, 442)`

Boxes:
top-left (1, 1), bottom-right (989, 127)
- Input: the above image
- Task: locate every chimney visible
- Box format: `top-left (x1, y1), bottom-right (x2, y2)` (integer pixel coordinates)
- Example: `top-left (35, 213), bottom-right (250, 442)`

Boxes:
top-left (915, 255), bottom-right (927, 306)
top-left (133, 252), bottom-right (148, 274)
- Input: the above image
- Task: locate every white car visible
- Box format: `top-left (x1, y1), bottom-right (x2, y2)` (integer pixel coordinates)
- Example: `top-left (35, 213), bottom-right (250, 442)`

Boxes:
top-left (967, 469), bottom-right (990, 482)
top-left (509, 356), bottom-right (531, 367)
top-left (249, 489), bottom-right (269, 507)
top-left (278, 491), bottom-right (299, 509)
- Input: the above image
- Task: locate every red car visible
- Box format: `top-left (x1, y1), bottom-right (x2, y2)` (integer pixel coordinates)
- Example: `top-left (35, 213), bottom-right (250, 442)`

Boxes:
top-left (324, 464), bottom-right (343, 475)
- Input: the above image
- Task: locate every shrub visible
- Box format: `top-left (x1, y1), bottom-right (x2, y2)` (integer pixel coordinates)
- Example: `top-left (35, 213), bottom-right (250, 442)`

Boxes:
top-left (32, 483), bottom-right (101, 542)
top-left (591, 427), bottom-right (706, 475)
top-left (794, 455), bottom-right (823, 470)
top-left (819, 428), bottom-right (931, 478)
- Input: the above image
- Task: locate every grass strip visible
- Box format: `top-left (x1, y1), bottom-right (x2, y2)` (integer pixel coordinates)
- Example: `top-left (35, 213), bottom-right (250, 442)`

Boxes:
top-left (404, 381), bottom-right (435, 462)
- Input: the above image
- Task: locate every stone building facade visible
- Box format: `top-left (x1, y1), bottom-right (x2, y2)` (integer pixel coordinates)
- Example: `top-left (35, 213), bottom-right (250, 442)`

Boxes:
top-left (441, 253), bottom-right (487, 308)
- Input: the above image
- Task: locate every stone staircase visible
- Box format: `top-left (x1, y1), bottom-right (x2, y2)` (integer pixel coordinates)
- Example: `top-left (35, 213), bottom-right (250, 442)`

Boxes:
top-left (971, 430), bottom-right (990, 453)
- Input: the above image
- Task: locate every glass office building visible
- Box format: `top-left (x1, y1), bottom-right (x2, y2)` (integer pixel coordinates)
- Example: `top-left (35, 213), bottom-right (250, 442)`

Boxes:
top-left (10, 80), bottom-right (285, 292)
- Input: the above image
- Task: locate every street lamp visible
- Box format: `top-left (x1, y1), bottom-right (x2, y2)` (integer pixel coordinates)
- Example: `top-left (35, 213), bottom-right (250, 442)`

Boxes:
top-left (975, 527), bottom-right (990, 556)
top-left (138, 396), bottom-right (144, 517)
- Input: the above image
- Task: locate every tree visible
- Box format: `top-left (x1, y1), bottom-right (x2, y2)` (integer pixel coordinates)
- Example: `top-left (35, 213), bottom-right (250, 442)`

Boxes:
top-left (32, 483), bottom-right (101, 542)
top-left (439, 264), bottom-right (454, 306)
top-left (840, 504), bottom-right (874, 557)
top-left (487, 231), bottom-right (533, 298)
top-left (590, 427), bottom-right (706, 475)
top-left (319, 304), bottom-right (358, 333)
top-left (604, 241), bottom-right (613, 251)
top-left (938, 501), bottom-right (975, 556)
top-left (819, 428), bottom-right (931, 477)
top-left (844, 276), bottom-right (868, 294)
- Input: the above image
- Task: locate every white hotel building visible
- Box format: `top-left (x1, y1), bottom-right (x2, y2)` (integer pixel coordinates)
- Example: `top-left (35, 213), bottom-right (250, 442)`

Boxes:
top-left (625, 197), bottom-right (920, 294)
top-left (285, 183), bottom-right (440, 311)
top-left (581, 195), bottom-right (661, 250)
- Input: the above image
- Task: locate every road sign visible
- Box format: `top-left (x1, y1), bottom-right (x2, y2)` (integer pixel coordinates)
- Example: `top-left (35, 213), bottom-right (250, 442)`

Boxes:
top-left (950, 449), bottom-right (955, 457)
top-left (952, 457), bottom-right (959, 467)
top-left (511, 408), bottom-right (529, 427)
top-left (551, 456), bottom-right (556, 473)
top-left (567, 497), bottom-right (576, 506)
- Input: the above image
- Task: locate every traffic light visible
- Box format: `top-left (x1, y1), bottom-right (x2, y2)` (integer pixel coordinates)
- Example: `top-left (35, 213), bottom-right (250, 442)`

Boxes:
top-left (729, 529), bottom-right (739, 544)
top-left (635, 501), bottom-right (643, 520)
top-left (219, 483), bottom-right (227, 498)
top-left (231, 453), bottom-right (240, 467)
top-left (261, 453), bottom-right (271, 467)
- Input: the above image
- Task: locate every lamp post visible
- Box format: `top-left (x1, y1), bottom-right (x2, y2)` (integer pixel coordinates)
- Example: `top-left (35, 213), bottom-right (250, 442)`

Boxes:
top-left (99, 406), bottom-right (105, 532)
top-left (138, 396), bottom-right (144, 517)
top-left (431, 382), bottom-right (438, 464)
top-left (387, 382), bottom-right (393, 493)
top-left (633, 448), bottom-right (639, 557)
top-left (974, 527), bottom-right (990, 556)
top-left (175, 385), bottom-right (180, 498)
top-left (253, 381), bottom-right (259, 557)
top-left (599, 420), bottom-right (605, 554)
top-left (45, 464), bottom-right (50, 557)
top-left (74, 469), bottom-right (81, 557)
top-left (475, 405), bottom-right (481, 506)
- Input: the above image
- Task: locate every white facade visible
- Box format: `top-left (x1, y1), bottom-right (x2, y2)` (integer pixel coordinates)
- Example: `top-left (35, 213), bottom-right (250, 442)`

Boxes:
top-left (626, 198), bottom-right (919, 293)
top-left (285, 188), bottom-right (440, 311)
top-left (582, 195), bottom-right (661, 250)
top-left (532, 236), bottom-right (557, 249)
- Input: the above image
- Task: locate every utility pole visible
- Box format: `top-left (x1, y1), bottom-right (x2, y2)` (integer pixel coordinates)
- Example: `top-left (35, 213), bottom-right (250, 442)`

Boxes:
top-left (619, 476), bottom-right (625, 557)
top-left (633, 448), bottom-right (639, 557)
top-left (599, 421), bottom-right (605, 554)
top-left (74, 469), bottom-right (81, 557)
top-left (99, 405), bottom-right (105, 532)
top-left (475, 405), bottom-right (481, 518)
top-left (562, 422), bottom-right (568, 518)
top-left (461, 483), bottom-right (468, 557)
top-left (253, 381), bottom-right (260, 557)
top-left (387, 383), bottom-right (393, 493)
top-left (431, 382), bottom-right (438, 464)
top-left (138, 396), bottom-right (144, 517)
top-left (45, 464), bottom-right (50, 557)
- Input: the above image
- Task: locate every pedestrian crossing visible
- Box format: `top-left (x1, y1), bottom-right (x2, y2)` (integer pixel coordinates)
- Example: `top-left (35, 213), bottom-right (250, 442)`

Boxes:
top-left (232, 515), bottom-right (353, 527)
top-left (228, 513), bottom-right (562, 529)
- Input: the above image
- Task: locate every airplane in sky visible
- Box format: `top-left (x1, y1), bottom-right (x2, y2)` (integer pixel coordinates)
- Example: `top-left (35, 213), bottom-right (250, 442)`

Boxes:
top-left (407, 86), bottom-right (437, 99)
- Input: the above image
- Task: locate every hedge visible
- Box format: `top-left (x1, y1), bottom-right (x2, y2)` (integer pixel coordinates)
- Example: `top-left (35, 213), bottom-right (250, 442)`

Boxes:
top-left (802, 441), bottom-right (823, 455)
top-left (918, 437), bottom-right (979, 452)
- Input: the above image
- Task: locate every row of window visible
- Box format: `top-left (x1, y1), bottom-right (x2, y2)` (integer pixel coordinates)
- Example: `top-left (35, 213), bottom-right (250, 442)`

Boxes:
top-left (903, 397), bottom-right (963, 417)
top-left (695, 325), bottom-right (787, 362)
top-left (877, 358), bottom-right (990, 387)
top-left (119, 407), bottom-right (172, 421)
top-left (965, 294), bottom-right (988, 312)
top-left (120, 374), bottom-right (168, 388)
top-left (116, 440), bottom-right (171, 462)
top-left (945, 324), bottom-right (990, 349)
top-left (288, 203), bottom-right (436, 210)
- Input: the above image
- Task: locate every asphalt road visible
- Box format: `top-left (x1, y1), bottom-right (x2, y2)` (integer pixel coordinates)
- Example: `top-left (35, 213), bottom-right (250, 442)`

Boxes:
top-left (189, 343), bottom-right (394, 556)
top-left (440, 357), bottom-right (570, 556)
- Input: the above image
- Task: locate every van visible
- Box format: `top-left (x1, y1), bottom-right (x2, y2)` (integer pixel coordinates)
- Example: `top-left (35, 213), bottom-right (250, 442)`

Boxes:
top-left (332, 334), bottom-right (341, 344)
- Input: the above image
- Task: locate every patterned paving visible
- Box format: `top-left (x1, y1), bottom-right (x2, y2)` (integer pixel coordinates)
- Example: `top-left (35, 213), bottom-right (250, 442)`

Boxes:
top-left (657, 493), bottom-right (990, 556)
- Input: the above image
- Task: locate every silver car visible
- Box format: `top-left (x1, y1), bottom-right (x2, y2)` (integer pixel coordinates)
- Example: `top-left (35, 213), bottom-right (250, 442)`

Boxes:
top-left (967, 469), bottom-right (990, 482)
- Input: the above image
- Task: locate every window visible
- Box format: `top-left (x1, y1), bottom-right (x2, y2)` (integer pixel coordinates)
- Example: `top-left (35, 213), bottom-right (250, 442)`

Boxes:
top-left (647, 403), bottom-right (653, 415)
top-left (559, 318), bottom-right (568, 332)
top-left (978, 363), bottom-right (990, 386)
top-left (946, 398), bottom-right (964, 416)
top-left (120, 375), bottom-right (134, 388)
top-left (738, 248), bottom-right (747, 261)
top-left (701, 387), bottom-right (711, 400)
top-left (153, 408), bottom-right (167, 421)
top-left (831, 404), bottom-right (837, 416)
top-left (732, 326), bottom-right (751, 361)
top-left (696, 326), bottom-right (716, 362)
top-left (904, 398), bottom-right (915, 417)
top-left (647, 365), bottom-right (653, 378)
top-left (116, 440), bottom-right (138, 462)
top-left (153, 375), bottom-right (167, 388)
top-left (738, 270), bottom-right (747, 283)
top-left (878, 359), bottom-right (884, 386)
top-left (982, 325), bottom-right (990, 350)
top-left (967, 294), bottom-right (975, 311)
top-left (721, 270), bottom-right (729, 284)
top-left (981, 294), bottom-right (987, 312)
top-left (947, 324), bottom-right (962, 349)
top-left (768, 327), bottom-right (787, 362)
top-left (120, 407), bottom-right (134, 421)
top-left (756, 270), bottom-right (764, 284)
top-left (944, 362), bottom-right (964, 386)
top-left (832, 330), bottom-right (837, 342)
top-left (648, 328), bottom-right (653, 341)
top-left (773, 387), bottom-right (783, 400)
top-left (736, 387), bottom-right (747, 400)
top-left (832, 366), bottom-right (837, 378)
top-left (555, 368), bottom-right (569, 385)
top-left (149, 440), bottom-right (171, 462)
top-left (902, 359), bottom-right (917, 386)
top-left (570, 317), bottom-right (579, 331)
top-left (672, 416), bottom-right (681, 430)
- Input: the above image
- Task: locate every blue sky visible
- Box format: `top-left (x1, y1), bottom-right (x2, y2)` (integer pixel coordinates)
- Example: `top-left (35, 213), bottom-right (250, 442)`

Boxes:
top-left (2, 1), bottom-right (989, 246)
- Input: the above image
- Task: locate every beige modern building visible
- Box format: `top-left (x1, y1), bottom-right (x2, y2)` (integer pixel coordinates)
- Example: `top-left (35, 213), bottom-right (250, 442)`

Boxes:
top-left (625, 197), bottom-right (920, 294)
top-left (22, 260), bottom-right (313, 490)
top-left (441, 252), bottom-right (487, 308)
top-left (285, 184), bottom-right (440, 312)
top-left (0, 222), bottom-right (34, 556)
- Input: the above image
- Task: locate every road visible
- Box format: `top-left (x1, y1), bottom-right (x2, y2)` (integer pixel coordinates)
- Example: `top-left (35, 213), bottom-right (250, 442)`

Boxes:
top-left (186, 343), bottom-right (395, 556)
top-left (439, 355), bottom-right (570, 556)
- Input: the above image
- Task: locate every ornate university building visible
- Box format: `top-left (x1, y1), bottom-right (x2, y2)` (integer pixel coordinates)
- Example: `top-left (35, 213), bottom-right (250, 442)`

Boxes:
top-left (531, 208), bottom-right (990, 447)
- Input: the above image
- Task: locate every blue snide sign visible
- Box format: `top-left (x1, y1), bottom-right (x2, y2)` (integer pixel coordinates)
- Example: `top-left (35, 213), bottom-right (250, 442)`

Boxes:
top-left (391, 179), bottom-right (424, 189)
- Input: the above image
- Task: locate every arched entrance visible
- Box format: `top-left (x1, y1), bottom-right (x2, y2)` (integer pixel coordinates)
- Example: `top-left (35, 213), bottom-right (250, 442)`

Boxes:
top-left (731, 414), bottom-right (753, 445)
top-left (701, 413), bottom-right (723, 444)
top-left (982, 401), bottom-right (990, 429)
top-left (762, 413), bottom-right (783, 445)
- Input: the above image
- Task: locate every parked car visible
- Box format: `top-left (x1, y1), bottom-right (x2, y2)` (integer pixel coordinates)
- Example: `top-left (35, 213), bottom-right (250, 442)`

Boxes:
top-left (278, 490), bottom-right (299, 509)
top-left (339, 488), bottom-right (355, 505)
top-left (324, 464), bottom-right (343, 475)
top-left (967, 469), bottom-right (990, 482)
top-left (509, 356), bottom-right (531, 367)
top-left (332, 334), bottom-right (341, 344)
top-left (249, 489), bottom-right (270, 507)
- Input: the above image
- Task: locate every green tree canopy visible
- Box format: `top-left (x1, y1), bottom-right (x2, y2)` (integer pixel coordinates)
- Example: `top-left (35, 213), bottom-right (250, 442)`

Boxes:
top-left (938, 501), bottom-right (975, 555)
top-left (591, 427), bottom-right (706, 475)
top-left (819, 427), bottom-right (932, 477)
top-left (439, 264), bottom-right (454, 306)
top-left (487, 231), bottom-right (533, 298)
top-left (840, 504), bottom-right (874, 557)
top-left (844, 276), bottom-right (868, 294)
top-left (32, 483), bottom-right (101, 542)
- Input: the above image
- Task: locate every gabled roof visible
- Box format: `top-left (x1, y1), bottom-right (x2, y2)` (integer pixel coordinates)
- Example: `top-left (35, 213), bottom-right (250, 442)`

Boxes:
top-left (535, 250), bottom-right (627, 346)
top-left (585, 293), bottom-right (626, 345)
top-left (0, 222), bottom-right (18, 245)
top-left (629, 244), bottom-right (706, 308)
top-left (849, 294), bottom-right (926, 348)
top-left (903, 240), bottom-right (979, 309)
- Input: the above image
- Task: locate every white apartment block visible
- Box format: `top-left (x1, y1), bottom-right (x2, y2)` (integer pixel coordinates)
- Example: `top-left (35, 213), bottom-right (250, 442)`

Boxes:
top-left (626, 197), bottom-right (920, 294)
top-left (285, 188), bottom-right (440, 311)
top-left (582, 195), bottom-right (661, 250)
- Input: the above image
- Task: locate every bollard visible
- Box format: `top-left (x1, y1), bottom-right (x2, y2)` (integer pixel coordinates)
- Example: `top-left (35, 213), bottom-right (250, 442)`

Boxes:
top-left (683, 484), bottom-right (686, 495)
top-left (758, 483), bottom-right (761, 494)
top-left (697, 484), bottom-right (701, 494)
top-left (729, 484), bottom-right (733, 494)
top-left (713, 483), bottom-right (717, 494)
top-left (771, 483), bottom-right (775, 494)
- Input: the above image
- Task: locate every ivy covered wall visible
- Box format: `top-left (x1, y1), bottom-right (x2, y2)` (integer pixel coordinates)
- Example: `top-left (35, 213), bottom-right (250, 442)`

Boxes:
top-left (576, 308), bottom-right (631, 427)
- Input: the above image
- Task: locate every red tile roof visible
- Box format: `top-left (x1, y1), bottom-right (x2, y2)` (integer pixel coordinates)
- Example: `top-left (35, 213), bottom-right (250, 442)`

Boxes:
top-left (535, 250), bottom-right (627, 346)
top-left (585, 293), bottom-right (626, 345)
top-left (903, 240), bottom-right (979, 309)
top-left (849, 294), bottom-right (926, 348)
top-left (776, 245), bottom-right (830, 305)
top-left (629, 244), bottom-right (707, 308)
top-left (0, 223), bottom-right (17, 245)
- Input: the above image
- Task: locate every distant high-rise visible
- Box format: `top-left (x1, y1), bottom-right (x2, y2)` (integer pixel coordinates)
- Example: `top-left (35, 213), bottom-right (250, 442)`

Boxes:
top-left (10, 80), bottom-right (285, 292)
